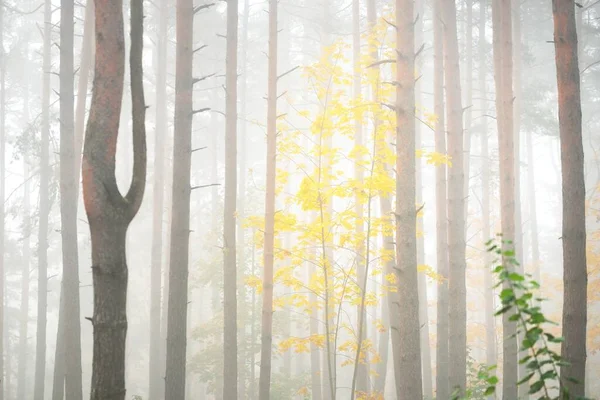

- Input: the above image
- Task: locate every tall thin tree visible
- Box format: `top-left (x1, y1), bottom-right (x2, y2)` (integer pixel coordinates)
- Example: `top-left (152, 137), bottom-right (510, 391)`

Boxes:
top-left (552, 0), bottom-right (587, 396)
top-left (224, 0), bottom-right (239, 397)
top-left (82, 0), bottom-right (147, 398)
top-left (393, 0), bottom-right (423, 398)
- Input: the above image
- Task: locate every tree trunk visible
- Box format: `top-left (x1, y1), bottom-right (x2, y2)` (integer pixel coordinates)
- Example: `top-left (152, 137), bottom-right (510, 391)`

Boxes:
top-left (164, 0), bottom-right (194, 397)
top-left (442, 0), bottom-right (467, 396)
top-left (18, 155), bottom-right (31, 400)
top-left (52, 284), bottom-right (66, 400)
top-left (82, 1), bottom-right (147, 399)
top-left (491, 1), bottom-right (518, 398)
top-left (464, 0), bottom-right (473, 225)
top-left (393, 0), bottom-right (423, 398)
top-left (34, 0), bottom-right (52, 397)
top-left (223, 0), bottom-right (239, 398)
top-left (433, 0), bottom-right (449, 397)
top-left (552, 0), bottom-right (587, 396)
top-left (479, 1), bottom-right (497, 393)
top-left (149, 1), bottom-right (167, 399)
top-left (0, 0), bottom-right (5, 397)
top-left (258, 2), bottom-right (277, 398)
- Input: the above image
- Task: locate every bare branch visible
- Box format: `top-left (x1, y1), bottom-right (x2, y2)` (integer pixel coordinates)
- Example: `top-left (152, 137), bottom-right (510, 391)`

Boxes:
top-left (194, 3), bottom-right (216, 14)
top-left (191, 146), bottom-right (207, 153)
top-left (368, 59), bottom-right (396, 68)
top-left (277, 66), bottom-right (299, 81)
top-left (193, 73), bottom-right (216, 84)
top-left (192, 107), bottom-right (211, 115)
top-left (191, 183), bottom-right (220, 190)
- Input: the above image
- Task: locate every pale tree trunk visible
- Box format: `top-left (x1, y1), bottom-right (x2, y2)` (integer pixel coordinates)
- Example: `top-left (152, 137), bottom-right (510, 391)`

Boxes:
top-left (414, 0), bottom-right (432, 397)
top-left (351, 0), bottom-right (369, 394)
top-left (441, 0), bottom-right (467, 396)
top-left (149, 1), bottom-right (167, 399)
top-left (34, 0), bottom-right (52, 397)
top-left (0, 0), bottom-right (5, 397)
top-left (258, 2), bottom-right (277, 398)
top-left (61, 2), bottom-right (84, 399)
top-left (238, 0), bottom-right (249, 396)
top-left (512, 4), bottom-right (528, 397)
top-left (223, 0), bottom-right (239, 397)
top-left (309, 257), bottom-right (322, 400)
top-left (18, 154), bottom-right (31, 400)
top-left (491, 1), bottom-right (518, 398)
top-left (165, 0), bottom-right (195, 397)
top-left (82, 1), bottom-right (147, 399)
top-left (464, 0), bottom-right (473, 223)
top-left (552, 0), bottom-right (587, 396)
top-left (478, 0), bottom-right (497, 392)
top-left (52, 284), bottom-right (66, 400)
top-left (393, 0), bottom-right (423, 398)
top-left (433, 0), bottom-right (449, 397)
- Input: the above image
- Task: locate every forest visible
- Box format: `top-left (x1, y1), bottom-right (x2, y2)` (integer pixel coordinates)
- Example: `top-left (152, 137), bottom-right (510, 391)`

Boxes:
top-left (0, 0), bottom-right (596, 399)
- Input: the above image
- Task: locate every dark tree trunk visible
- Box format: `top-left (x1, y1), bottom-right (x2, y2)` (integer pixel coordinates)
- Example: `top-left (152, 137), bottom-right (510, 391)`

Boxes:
top-left (552, 0), bottom-right (587, 396)
top-left (442, 0), bottom-right (467, 395)
top-left (34, 0), bottom-right (52, 398)
top-left (223, 0), bottom-right (239, 398)
top-left (149, 1), bottom-right (167, 399)
top-left (258, 0), bottom-right (277, 398)
top-left (82, 1), bottom-right (147, 399)
top-left (165, 0), bottom-right (194, 397)
top-left (434, 0), bottom-right (449, 397)
top-left (392, 0), bottom-right (423, 398)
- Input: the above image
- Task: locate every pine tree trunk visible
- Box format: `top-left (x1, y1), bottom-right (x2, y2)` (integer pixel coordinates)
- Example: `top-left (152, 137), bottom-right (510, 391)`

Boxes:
top-left (258, 0), bottom-right (277, 397)
top-left (223, 0), bottom-right (239, 397)
top-left (491, 1), bottom-right (518, 398)
top-left (18, 154), bottom-right (31, 400)
top-left (165, 0), bottom-right (194, 398)
top-left (442, 0), bottom-right (467, 396)
top-left (149, 1), bottom-right (167, 399)
top-left (82, 1), bottom-right (147, 399)
top-left (393, 0), bottom-right (423, 398)
top-left (52, 284), bottom-right (66, 400)
top-left (434, 0), bottom-right (449, 397)
top-left (464, 0), bottom-right (473, 223)
top-left (0, 1), bottom-right (5, 397)
top-left (33, 1), bottom-right (52, 397)
top-left (552, 0), bottom-right (587, 396)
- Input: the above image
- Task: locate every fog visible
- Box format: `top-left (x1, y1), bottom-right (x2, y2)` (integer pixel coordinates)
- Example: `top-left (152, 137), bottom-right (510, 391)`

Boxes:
top-left (0, 0), bottom-right (597, 399)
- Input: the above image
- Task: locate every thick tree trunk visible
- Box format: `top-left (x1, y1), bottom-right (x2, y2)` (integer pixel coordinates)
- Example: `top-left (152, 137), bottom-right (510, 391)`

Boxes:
top-left (441, 0), bottom-right (467, 396)
top-left (492, 1), bottom-right (518, 398)
top-left (393, 0), bottom-right (423, 399)
top-left (433, 0), bottom-right (449, 397)
top-left (552, 1), bottom-right (587, 396)
top-left (223, 0), bottom-right (239, 398)
top-left (149, 1), bottom-right (167, 399)
top-left (82, 1), bottom-right (146, 399)
top-left (258, 2), bottom-right (277, 398)
top-left (479, 1), bottom-right (497, 393)
top-left (165, 0), bottom-right (194, 398)
top-left (34, 1), bottom-right (52, 398)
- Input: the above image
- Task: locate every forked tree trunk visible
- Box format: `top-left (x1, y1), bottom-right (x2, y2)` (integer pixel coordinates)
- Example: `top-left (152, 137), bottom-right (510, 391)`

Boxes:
top-left (433, 0), bottom-right (449, 397)
top-left (393, 0), bottom-right (423, 399)
top-left (149, 1), bottom-right (167, 399)
top-left (491, 1), bottom-right (518, 398)
top-left (258, 2), bottom-right (277, 398)
top-left (33, 0), bottom-right (52, 397)
top-left (552, 0), bottom-right (587, 396)
top-left (442, 0), bottom-right (467, 396)
top-left (60, 1), bottom-right (84, 399)
top-left (223, 0), bottom-right (239, 398)
top-left (82, 1), bottom-right (147, 399)
top-left (165, 0), bottom-right (194, 397)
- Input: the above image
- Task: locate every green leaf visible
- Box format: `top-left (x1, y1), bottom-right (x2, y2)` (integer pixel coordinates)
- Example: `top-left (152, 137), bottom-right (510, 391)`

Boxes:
top-left (484, 386), bottom-right (496, 396)
top-left (517, 372), bottom-right (534, 385)
top-left (529, 380), bottom-right (545, 394)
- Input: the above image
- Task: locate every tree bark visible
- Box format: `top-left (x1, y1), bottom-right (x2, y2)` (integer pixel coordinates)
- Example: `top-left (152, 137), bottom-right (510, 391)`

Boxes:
top-left (433, 0), bottom-right (449, 397)
top-left (164, 0), bottom-right (194, 397)
top-left (149, 1), bottom-right (167, 399)
top-left (552, 0), bottom-right (587, 396)
top-left (393, 0), bottom-right (423, 398)
top-left (34, 0), bottom-right (52, 397)
top-left (441, 0), bottom-right (467, 396)
top-left (492, 1), bottom-right (518, 398)
top-left (258, 2), bottom-right (277, 398)
top-left (82, 1), bottom-right (147, 399)
top-left (223, 0), bottom-right (239, 398)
